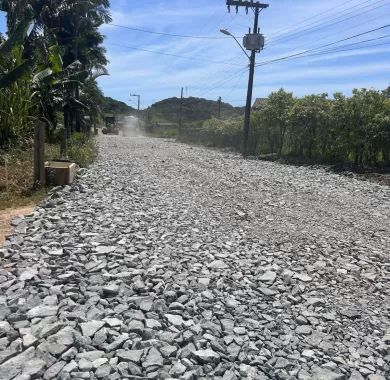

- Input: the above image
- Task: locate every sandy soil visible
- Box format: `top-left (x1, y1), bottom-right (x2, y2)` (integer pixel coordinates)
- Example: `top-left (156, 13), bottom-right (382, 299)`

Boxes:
top-left (0, 206), bottom-right (34, 246)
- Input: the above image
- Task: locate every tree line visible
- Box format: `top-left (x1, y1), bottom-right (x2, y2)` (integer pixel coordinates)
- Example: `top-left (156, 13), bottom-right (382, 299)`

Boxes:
top-left (196, 87), bottom-right (390, 167)
top-left (0, 0), bottom-right (111, 150)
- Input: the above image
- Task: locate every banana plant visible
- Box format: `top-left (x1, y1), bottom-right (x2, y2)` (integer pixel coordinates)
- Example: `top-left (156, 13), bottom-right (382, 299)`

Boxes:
top-left (0, 8), bottom-right (34, 89)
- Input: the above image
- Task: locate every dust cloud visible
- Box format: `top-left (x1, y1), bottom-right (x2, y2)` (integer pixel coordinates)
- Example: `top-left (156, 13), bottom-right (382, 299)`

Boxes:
top-left (122, 116), bottom-right (143, 137)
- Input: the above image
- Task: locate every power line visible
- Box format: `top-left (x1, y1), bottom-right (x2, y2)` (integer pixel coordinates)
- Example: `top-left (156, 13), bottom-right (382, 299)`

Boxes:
top-left (108, 43), bottom-right (243, 67)
top-left (110, 23), bottom-right (230, 39)
top-left (267, 0), bottom-right (373, 40)
top-left (196, 68), bottom-right (248, 97)
top-left (267, 0), bottom-right (388, 47)
top-left (269, 11), bottom-right (389, 56)
top-left (256, 24), bottom-right (390, 67)
top-left (256, 38), bottom-right (390, 68)
top-left (294, 38), bottom-right (390, 61)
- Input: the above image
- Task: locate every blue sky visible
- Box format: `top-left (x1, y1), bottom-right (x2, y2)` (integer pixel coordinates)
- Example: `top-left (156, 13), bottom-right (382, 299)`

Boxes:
top-left (1, 0), bottom-right (390, 108)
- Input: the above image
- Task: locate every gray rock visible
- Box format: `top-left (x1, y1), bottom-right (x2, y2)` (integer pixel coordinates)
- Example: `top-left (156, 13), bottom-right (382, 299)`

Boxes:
top-left (294, 273), bottom-right (313, 282)
top-left (128, 319), bottom-right (144, 335)
top-left (367, 375), bottom-right (386, 380)
top-left (208, 260), bottom-right (229, 270)
top-left (160, 345), bottom-right (178, 358)
top-left (22, 334), bottom-right (38, 348)
top-left (43, 361), bottom-right (66, 379)
top-left (169, 361), bottom-right (187, 376)
top-left (27, 305), bottom-right (58, 319)
top-left (19, 268), bottom-right (38, 281)
top-left (116, 349), bottom-right (144, 363)
top-left (95, 364), bottom-right (112, 378)
top-left (80, 320), bottom-right (105, 337)
top-left (102, 284), bottom-right (119, 296)
top-left (92, 358), bottom-right (109, 369)
top-left (165, 314), bottom-right (184, 327)
top-left (0, 347), bottom-right (37, 380)
top-left (311, 367), bottom-right (345, 379)
top-left (142, 347), bottom-right (163, 368)
top-left (258, 271), bottom-right (277, 283)
top-left (76, 350), bottom-right (105, 362)
top-left (192, 349), bottom-right (220, 364)
top-left (78, 358), bottom-right (92, 371)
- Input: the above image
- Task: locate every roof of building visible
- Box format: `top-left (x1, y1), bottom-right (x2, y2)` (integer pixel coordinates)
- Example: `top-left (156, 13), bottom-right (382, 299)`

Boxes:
top-left (253, 98), bottom-right (268, 109)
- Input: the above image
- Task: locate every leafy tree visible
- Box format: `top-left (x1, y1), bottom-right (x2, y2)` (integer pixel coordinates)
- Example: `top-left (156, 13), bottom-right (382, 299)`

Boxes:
top-left (255, 89), bottom-right (294, 156)
top-left (289, 94), bottom-right (330, 159)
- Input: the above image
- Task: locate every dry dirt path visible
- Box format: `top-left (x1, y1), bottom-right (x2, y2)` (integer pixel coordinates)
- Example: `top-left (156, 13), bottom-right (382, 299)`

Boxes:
top-left (1, 136), bottom-right (389, 380)
top-left (0, 206), bottom-right (35, 247)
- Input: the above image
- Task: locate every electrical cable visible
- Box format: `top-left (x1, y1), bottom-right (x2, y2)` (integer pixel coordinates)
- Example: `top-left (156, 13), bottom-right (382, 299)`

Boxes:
top-left (255, 24), bottom-right (390, 67)
top-left (291, 38), bottom-right (390, 61)
top-left (265, 11), bottom-right (389, 55)
top-left (110, 24), bottom-right (229, 39)
top-left (267, 0), bottom-right (372, 40)
top-left (196, 68), bottom-right (248, 97)
top-left (267, 0), bottom-right (388, 47)
top-left (108, 43), bottom-right (243, 67)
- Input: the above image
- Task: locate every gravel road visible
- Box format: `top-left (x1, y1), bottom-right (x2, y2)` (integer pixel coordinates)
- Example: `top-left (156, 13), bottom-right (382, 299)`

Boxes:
top-left (1, 136), bottom-right (389, 380)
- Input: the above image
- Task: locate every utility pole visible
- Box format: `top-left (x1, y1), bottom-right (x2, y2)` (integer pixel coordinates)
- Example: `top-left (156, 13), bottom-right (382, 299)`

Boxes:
top-left (218, 96), bottom-right (222, 118)
top-left (130, 93), bottom-right (141, 123)
top-left (226, 1), bottom-right (268, 157)
top-left (130, 94), bottom-right (140, 115)
top-left (179, 87), bottom-right (184, 134)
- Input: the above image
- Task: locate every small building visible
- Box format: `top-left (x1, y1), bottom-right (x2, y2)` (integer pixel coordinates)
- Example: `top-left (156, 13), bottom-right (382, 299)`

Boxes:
top-left (253, 98), bottom-right (268, 110)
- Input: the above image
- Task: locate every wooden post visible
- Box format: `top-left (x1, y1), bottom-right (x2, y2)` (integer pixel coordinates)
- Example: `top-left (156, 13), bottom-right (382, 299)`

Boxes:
top-left (4, 156), bottom-right (9, 195)
top-left (34, 122), bottom-right (45, 188)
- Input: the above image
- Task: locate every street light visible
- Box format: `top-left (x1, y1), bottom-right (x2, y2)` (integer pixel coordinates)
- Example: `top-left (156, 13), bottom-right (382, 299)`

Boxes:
top-left (130, 94), bottom-right (140, 114)
top-left (220, 29), bottom-right (250, 60)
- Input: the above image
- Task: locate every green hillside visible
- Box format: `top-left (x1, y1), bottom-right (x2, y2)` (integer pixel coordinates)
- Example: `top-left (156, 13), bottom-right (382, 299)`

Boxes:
top-left (147, 97), bottom-right (244, 123)
top-left (102, 97), bottom-right (136, 116)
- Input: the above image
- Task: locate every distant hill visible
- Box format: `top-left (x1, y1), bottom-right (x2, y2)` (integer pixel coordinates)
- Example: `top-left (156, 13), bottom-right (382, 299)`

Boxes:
top-left (102, 97), bottom-right (135, 115)
top-left (147, 97), bottom-right (244, 123)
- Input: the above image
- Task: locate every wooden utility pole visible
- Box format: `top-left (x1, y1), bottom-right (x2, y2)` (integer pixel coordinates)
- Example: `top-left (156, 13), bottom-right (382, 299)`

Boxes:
top-left (226, 0), bottom-right (268, 157)
top-left (130, 93), bottom-right (141, 128)
top-left (218, 96), bottom-right (222, 118)
top-left (34, 122), bottom-right (45, 188)
top-left (243, 8), bottom-right (259, 157)
top-left (179, 87), bottom-right (184, 134)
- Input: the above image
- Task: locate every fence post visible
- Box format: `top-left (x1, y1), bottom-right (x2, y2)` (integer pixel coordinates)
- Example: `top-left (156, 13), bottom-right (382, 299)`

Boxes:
top-left (34, 122), bottom-right (45, 188)
top-left (4, 156), bottom-right (9, 195)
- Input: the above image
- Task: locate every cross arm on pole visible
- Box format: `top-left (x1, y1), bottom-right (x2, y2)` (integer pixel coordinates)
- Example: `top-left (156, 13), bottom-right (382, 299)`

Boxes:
top-left (226, 1), bottom-right (269, 10)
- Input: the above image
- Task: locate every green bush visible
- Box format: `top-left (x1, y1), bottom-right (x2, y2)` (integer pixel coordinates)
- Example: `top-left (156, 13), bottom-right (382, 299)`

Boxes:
top-left (68, 132), bottom-right (97, 168)
top-left (199, 117), bottom-right (243, 149)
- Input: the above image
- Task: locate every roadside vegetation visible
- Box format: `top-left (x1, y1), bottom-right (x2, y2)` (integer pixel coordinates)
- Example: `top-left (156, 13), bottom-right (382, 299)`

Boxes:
top-left (148, 88), bottom-right (390, 170)
top-left (0, 0), bottom-right (112, 209)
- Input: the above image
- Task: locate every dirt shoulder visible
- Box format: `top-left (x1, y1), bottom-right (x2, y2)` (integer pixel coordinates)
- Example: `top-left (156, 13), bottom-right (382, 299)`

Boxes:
top-left (0, 206), bottom-right (34, 246)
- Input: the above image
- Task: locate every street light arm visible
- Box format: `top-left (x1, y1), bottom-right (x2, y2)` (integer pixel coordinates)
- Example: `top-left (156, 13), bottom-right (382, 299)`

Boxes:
top-left (231, 34), bottom-right (250, 60)
top-left (220, 29), bottom-right (250, 60)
